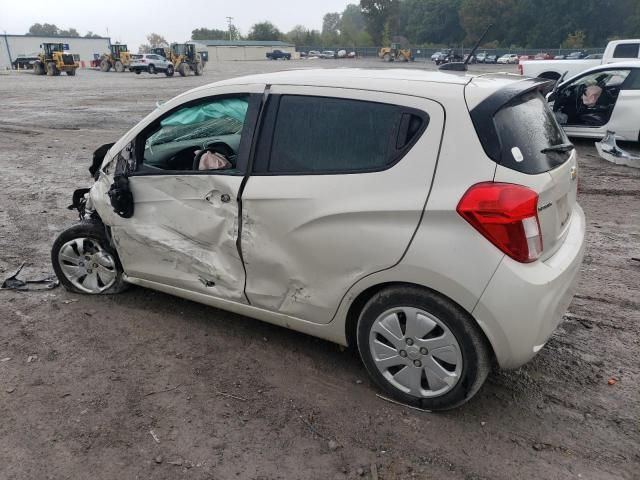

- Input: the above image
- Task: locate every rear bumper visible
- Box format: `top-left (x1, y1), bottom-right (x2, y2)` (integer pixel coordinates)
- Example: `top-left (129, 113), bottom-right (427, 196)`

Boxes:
top-left (472, 203), bottom-right (586, 369)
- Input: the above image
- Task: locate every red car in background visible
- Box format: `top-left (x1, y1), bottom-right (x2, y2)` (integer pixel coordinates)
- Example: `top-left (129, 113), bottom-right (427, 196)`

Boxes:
top-left (534, 52), bottom-right (553, 60)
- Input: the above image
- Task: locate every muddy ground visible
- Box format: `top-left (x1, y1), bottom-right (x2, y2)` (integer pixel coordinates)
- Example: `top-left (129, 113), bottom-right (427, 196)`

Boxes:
top-left (0, 59), bottom-right (638, 480)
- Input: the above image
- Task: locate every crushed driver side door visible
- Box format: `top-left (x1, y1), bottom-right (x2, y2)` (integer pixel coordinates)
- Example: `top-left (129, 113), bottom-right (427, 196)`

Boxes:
top-left (96, 86), bottom-right (263, 302)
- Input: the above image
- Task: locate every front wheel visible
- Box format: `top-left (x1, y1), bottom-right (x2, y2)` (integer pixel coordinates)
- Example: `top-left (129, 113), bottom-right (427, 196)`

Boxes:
top-left (357, 285), bottom-right (491, 411)
top-left (165, 64), bottom-right (174, 76)
top-left (194, 62), bottom-right (203, 76)
top-left (115, 60), bottom-right (124, 72)
top-left (148, 64), bottom-right (156, 74)
top-left (51, 221), bottom-right (128, 295)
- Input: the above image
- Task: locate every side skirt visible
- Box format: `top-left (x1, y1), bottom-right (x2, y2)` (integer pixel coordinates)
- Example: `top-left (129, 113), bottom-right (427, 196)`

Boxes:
top-left (124, 275), bottom-right (348, 346)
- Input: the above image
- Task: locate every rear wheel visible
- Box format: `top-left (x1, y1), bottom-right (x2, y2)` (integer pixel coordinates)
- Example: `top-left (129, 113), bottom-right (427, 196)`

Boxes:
top-left (66, 69), bottom-right (76, 76)
top-left (100, 59), bottom-right (111, 72)
top-left (383, 53), bottom-right (392, 62)
top-left (114, 60), bottom-right (124, 72)
top-left (148, 64), bottom-right (156, 74)
top-left (134, 69), bottom-right (141, 75)
top-left (33, 61), bottom-right (45, 75)
top-left (357, 285), bottom-right (491, 411)
top-left (165, 64), bottom-right (174, 76)
top-left (195, 62), bottom-right (203, 76)
top-left (178, 63), bottom-right (188, 77)
top-left (51, 221), bottom-right (128, 295)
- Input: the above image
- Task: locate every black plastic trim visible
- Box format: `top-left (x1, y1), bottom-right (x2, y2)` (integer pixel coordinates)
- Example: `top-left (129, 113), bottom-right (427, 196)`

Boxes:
top-left (468, 77), bottom-right (554, 164)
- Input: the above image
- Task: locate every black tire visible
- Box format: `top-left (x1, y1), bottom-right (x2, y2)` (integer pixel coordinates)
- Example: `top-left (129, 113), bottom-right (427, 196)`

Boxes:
top-left (178, 63), bottom-right (188, 77)
top-left (115, 60), bottom-right (124, 73)
top-left (165, 64), bottom-right (174, 77)
top-left (34, 61), bottom-right (45, 75)
top-left (357, 285), bottom-right (491, 411)
top-left (46, 62), bottom-right (57, 76)
top-left (51, 221), bottom-right (129, 295)
top-left (148, 64), bottom-right (156, 74)
top-left (66, 69), bottom-right (76, 76)
top-left (134, 69), bottom-right (141, 75)
top-left (194, 62), bottom-right (203, 76)
top-left (100, 59), bottom-right (111, 72)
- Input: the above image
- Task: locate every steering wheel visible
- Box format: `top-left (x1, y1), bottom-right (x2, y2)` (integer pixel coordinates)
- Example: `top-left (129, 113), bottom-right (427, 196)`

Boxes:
top-left (192, 142), bottom-right (236, 171)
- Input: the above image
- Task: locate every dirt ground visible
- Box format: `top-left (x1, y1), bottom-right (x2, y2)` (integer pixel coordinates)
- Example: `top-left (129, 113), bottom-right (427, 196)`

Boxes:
top-left (0, 59), bottom-right (638, 480)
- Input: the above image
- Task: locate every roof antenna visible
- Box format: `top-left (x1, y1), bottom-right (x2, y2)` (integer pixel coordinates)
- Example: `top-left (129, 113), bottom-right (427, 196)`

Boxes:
top-left (439, 24), bottom-right (493, 72)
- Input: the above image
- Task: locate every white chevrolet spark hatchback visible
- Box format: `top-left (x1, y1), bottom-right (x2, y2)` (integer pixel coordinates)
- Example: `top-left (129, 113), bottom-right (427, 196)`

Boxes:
top-left (52, 69), bottom-right (585, 410)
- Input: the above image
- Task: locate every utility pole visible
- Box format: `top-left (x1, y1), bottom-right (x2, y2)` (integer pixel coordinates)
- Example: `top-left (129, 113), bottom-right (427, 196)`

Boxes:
top-left (226, 17), bottom-right (233, 41)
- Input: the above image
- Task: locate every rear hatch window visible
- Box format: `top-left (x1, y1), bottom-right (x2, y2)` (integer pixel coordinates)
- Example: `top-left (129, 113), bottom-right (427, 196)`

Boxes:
top-left (494, 91), bottom-right (572, 174)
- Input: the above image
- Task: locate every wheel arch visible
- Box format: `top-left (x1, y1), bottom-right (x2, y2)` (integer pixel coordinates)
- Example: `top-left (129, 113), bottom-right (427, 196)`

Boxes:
top-left (344, 280), bottom-right (496, 364)
top-left (538, 71), bottom-right (561, 80)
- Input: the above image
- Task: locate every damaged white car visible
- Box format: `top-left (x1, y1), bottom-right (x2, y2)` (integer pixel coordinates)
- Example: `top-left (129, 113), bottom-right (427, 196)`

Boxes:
top-left (549, 62), bottom-right (640, 141)
top-left (52, 69), bottom-right (586, 410)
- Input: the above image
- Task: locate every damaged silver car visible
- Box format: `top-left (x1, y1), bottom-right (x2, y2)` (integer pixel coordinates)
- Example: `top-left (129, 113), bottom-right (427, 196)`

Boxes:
top-left (52, 69), bottom-right (586, 410)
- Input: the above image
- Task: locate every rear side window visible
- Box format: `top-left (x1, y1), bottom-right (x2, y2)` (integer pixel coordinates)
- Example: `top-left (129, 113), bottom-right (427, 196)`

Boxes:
top-left (613, 43), bottom-right (640, 58)
top-left (253, 95), bottom-right (427, 174)
top-left (493, 91), bottom-right (570, 174)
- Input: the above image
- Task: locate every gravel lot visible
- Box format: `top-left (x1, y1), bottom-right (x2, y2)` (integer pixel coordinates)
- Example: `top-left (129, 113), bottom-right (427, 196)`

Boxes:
top-left (0, 59), bottom-right (639, 480)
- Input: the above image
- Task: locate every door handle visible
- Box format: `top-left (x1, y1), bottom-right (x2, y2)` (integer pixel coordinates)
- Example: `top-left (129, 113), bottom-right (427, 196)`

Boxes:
top-left (205, 191), bottom-right (231, 204)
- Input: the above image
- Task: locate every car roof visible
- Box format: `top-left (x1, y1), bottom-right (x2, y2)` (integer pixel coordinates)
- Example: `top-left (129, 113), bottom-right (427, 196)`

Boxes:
top-left (213, 68), bottom-right (472, 88)
top-left (182, 68), bottom-right (542, 108)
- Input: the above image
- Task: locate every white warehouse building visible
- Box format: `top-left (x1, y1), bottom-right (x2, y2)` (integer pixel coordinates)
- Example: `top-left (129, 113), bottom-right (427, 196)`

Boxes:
top-left (195, 40), bottom-right (297, 61)
top-left (0, 34), bottom-right (112, 69)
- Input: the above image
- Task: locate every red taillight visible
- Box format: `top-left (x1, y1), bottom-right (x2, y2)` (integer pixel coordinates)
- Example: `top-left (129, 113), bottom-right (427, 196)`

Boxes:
top-left (141, 59), bottom-right (146, 63)
top-left (457, 182), bottom-right (543, 263)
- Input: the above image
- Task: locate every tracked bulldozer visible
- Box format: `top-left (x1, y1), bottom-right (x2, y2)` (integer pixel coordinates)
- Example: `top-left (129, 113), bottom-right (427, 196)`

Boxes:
top-left (33, 43), bottom-right (79, 76)
top-left (100, 44), bottom-right (132, 72)
top-left (152, 43), bottom-right (204, 77)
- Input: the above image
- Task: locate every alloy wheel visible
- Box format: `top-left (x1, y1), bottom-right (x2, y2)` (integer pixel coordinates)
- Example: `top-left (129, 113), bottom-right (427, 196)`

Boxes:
top-left (368, 306), bottom-right (463, 398)
top-left (57, 237), bottom-right (117, 293)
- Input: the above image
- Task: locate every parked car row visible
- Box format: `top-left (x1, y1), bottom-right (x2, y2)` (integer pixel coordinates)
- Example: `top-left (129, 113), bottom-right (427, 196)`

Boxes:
top-left (301, 50), bottom-right (356, 59)
top-left (431, 50), bottom-right (608, 66)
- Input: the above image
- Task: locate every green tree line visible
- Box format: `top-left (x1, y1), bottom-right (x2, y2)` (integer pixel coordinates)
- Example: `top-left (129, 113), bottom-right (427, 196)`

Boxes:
top-left (192, 0), bottom-right (639, 48)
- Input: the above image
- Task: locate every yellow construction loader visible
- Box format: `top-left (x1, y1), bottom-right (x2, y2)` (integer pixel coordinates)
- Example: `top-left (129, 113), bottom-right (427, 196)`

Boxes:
top-left (100, 44), bottom-right (132, 72)
top-left (378, 43), bottom-right (413, 62)
top-left (152, 43), bottom-right (204, 76)
top-left (33, 43), bottom-right (79, 76)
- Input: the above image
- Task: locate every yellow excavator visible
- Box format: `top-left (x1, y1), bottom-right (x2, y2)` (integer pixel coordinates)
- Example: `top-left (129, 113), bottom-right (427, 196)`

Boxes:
top-left (152, 43), bottom-right (204, 76)
top-left (378, 42), bottom-right (413, 62)
top-left (100, 44), bottom-right (132, 72)
top-left (33, 43), bottom-right (79, 76)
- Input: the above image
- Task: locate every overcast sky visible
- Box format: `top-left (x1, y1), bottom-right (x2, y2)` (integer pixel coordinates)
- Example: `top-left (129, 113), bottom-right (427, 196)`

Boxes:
top-left (1, 0), bottom-right (354, 49)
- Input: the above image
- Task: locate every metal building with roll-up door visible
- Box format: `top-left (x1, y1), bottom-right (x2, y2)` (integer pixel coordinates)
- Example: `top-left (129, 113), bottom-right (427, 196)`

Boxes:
top-left (0, 34), bottom-right (111, 69)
